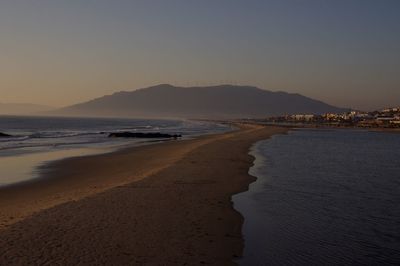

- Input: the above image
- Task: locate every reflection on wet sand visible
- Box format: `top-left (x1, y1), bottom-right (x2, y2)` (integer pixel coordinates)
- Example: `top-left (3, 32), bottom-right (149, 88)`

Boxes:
top-left (0, 147), bottom-right (112, 186)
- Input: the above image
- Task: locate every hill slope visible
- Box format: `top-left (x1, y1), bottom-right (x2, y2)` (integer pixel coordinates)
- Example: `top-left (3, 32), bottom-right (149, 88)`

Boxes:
top-left (54, 84), bottom-right (346, 118)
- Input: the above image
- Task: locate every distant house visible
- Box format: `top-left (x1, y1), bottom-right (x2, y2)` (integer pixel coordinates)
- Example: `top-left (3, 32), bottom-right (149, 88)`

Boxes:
top-left (376, 116), bottom-right (394, 121)
top-left (381, 107), bottom-right (400, 113)
top-left (355, 113), bottom-right (370, 118)
top-left (374, 116), bottom-right (395, 127)
top-left (291, 114), bottom-right (315, 121)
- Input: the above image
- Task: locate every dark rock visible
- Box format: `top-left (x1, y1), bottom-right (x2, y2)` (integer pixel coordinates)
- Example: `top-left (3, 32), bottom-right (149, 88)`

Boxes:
top-left (108, 132), bottom-right (182, 139)
top-left (0, 132), bottom-right (12, 137)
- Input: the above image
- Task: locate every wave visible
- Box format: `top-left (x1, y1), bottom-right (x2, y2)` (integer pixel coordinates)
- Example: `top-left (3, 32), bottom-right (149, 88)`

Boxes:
top-left (0, 138), bottom-right (111, 152)
top-left (0, 136), bottom-right (30, 142)
top-left (28, 131), bottom-right (102, 139)
top-left (119, 125), bottom-right (154, 130)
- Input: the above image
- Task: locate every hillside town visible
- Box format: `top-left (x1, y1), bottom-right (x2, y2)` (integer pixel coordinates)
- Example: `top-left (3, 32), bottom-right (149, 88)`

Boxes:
top-left (263, 107), bottom-right (400, 128)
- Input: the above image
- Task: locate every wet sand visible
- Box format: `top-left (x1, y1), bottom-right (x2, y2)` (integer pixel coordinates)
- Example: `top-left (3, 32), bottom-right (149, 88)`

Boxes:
top-left (0, 125), bottom-right (287, 265)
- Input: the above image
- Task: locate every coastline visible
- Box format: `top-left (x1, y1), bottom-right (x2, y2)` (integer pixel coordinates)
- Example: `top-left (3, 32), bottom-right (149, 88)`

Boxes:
top-left (232, 138), bottom-right (266, 265)
top-left (0, 131), bottom-right (229, 229)
top-left (257, 122), bottom-right (400, 134)
top-left (0, 124), bottom-right (288, 265)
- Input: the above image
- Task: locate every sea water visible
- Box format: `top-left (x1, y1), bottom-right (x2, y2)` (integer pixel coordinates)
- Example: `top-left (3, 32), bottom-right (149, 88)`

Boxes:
top-left (234, 129), bottom-right (400, 265)
top-left (0, 116), bottom-right (229, 186)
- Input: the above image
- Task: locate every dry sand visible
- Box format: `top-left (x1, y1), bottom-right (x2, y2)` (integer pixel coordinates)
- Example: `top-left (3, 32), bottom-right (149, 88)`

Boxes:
top-left (0, 125), bottom-right (287, 265)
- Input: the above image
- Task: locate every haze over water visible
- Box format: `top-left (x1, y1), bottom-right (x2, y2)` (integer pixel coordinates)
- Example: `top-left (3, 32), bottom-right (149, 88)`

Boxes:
top-left (234, 129), bottom-right (400, 265)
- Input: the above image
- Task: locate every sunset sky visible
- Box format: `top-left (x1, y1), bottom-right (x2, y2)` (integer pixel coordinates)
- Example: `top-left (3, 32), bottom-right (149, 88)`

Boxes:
top-left (0, 0), bottom-right (399, 110)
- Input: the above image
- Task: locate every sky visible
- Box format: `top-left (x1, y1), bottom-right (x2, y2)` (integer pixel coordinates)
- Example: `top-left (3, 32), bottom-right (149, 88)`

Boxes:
top-left (0, 0), bottom-right (399, 111)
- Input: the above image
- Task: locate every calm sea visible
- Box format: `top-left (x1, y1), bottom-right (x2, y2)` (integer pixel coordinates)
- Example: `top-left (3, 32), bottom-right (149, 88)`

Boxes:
top-left (0, 116), bottom-right (230, 186)
top-left (234, 129), bottom-right (400, 265)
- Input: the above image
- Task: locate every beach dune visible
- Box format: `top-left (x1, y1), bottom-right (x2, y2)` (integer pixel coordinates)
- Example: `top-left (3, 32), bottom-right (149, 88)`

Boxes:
top-left (0, 125), bottom-right (287, 265)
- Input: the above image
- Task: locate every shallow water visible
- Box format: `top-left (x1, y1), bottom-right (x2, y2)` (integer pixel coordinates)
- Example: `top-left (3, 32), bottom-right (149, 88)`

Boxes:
top-left (0, 116), bottom-right (228, 156)
top-left (234, 129), bottom-right (400, 265)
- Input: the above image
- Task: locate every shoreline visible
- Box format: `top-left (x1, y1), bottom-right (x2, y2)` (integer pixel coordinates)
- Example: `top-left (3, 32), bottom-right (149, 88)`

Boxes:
top-left (0, 124), bottom-right (288, 265)
top-left (251, 122), bottom-right (400, 133)
top-left (0, 137), bottom-right (181, 189)
top-left (0, 119), bottom-right (231, 187)
top-left (231, 137), bottom-right (276, 265)
top-left (0, 130), bottom-right (231, 229)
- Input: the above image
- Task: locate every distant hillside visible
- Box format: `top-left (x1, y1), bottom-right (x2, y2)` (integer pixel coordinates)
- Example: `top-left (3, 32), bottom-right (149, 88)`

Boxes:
top-left (53, 84), bottom-right (347, 118)
top-left (0, 103), bottom-right (53, 116)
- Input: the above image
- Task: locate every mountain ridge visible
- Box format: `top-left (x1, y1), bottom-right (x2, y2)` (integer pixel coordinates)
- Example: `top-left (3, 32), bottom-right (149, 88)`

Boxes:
top-left (52, 84), bottom-right (347, 119)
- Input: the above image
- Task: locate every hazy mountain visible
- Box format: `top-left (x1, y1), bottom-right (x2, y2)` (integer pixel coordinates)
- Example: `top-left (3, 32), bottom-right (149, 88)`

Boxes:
top-left (54, 84), bottom-right (347, 118)
top-left (0, 103), bottom-right (54, 116)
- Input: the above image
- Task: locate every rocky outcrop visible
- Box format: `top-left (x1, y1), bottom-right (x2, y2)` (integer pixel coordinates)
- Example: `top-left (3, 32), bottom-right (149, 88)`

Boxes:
top-left (108, 132), bottom-right (182, 139)
top-left (0, 132), bottom-right (11, 137)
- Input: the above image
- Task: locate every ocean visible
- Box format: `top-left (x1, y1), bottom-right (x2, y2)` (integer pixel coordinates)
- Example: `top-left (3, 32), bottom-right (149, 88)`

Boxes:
top-left (234, 129), bottom-right (400, 265)
top-left (0, 116), bottom-right (230, 186)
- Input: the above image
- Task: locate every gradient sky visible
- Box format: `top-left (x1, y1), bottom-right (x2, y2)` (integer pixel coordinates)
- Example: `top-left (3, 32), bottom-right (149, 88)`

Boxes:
top-left (0, 0), bottom-right (399, 110)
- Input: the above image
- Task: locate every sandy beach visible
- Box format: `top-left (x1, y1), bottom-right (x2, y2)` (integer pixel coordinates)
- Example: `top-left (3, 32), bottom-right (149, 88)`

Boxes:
top-left (0, 124), bottom-right (287, 265)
